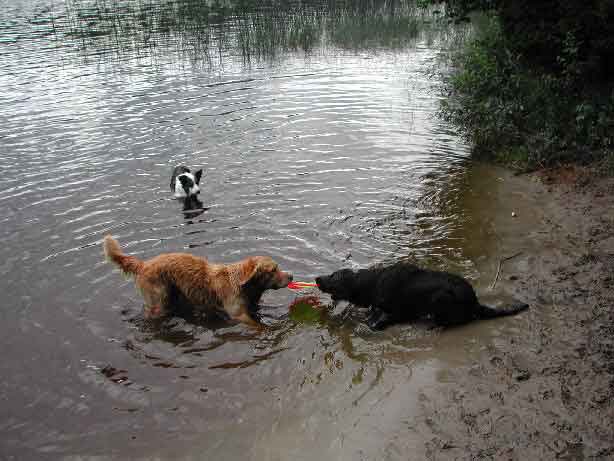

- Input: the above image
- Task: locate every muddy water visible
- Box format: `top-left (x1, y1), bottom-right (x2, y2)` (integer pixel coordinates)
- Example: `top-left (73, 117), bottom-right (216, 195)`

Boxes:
top-left (1, 2), bottom-right (526, 459)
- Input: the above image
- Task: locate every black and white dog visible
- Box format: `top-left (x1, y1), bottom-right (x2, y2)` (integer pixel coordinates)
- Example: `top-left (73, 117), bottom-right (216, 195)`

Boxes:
top-left (170, 166), bottom-right (203, 199)
top-left (316, 262), bottom-right (528, 330)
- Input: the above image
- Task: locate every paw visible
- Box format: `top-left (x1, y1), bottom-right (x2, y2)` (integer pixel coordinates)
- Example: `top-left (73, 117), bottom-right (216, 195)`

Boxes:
top-left (366, 320), bottom-right (386, 330)
top-left (366, 315), bottom-right (389, 330)
top-left (366, 308), bottom-right (391, 330)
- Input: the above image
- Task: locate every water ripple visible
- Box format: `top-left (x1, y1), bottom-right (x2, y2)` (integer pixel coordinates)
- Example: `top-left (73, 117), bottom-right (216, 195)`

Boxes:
top-left (0, 2), bottom-right (475, 457)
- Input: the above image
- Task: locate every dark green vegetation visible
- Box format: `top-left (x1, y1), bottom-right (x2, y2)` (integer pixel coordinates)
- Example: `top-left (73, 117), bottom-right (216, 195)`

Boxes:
top-left (440, 0), bottom-right (614, 171)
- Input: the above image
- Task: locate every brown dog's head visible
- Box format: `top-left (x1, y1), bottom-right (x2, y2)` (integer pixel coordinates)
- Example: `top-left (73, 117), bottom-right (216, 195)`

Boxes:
top-left (240, 256), bottom-right (293, 290)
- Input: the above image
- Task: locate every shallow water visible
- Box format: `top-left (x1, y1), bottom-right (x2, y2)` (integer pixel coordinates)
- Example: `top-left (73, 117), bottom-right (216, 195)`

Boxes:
top-left (0, 1), bottom-right (522, 459)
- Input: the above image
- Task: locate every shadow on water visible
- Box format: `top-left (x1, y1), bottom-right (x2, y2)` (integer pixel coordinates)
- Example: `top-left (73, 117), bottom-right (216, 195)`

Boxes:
top-left (180, 194), bottom-right (207, 220)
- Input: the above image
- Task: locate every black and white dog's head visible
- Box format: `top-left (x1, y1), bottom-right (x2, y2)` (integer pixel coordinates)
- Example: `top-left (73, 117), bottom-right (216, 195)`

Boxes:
top-left (170, 165), bottom-right (203, 198)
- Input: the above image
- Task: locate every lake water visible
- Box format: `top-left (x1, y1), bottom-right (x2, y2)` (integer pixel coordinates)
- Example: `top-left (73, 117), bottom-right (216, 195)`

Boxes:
top-left (0, 1), bottom-right (518, 459)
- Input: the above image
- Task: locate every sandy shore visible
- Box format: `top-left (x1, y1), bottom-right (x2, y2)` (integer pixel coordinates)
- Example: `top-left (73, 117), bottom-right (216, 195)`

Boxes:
top-left (416, 165), bottom-right (614, 459)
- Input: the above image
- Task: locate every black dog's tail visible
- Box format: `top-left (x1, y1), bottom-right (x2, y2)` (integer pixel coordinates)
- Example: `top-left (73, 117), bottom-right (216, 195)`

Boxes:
top-left (476, 302), bottom-right (529, 319)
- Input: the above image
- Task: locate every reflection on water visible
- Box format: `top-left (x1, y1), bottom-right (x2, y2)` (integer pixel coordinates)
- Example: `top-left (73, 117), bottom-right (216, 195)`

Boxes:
top-left (0, 1), bottom-right (511, 459)
top-left (180, 194), bottom-right (207, 220)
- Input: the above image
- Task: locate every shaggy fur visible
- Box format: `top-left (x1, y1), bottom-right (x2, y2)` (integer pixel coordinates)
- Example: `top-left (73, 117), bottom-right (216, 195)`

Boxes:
top-left (315, 262), bottom-right (528, 330)
top-left (103, 235), bottom-right (292, 327)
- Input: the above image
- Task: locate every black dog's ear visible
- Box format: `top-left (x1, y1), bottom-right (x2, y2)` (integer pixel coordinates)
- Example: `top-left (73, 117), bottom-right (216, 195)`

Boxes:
top-left (194, 169), bottom-right (203, 184)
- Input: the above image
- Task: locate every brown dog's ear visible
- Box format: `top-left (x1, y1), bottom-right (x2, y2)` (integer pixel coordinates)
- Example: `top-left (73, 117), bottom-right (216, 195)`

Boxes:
top-left (239, 258), bottom-right (262, 286)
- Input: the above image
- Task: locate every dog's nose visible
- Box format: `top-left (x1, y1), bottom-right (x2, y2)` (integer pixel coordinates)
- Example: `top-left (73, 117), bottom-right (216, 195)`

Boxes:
top-left (315, 276), bottom-right (321, 285)
top-left (287, 273), bottom-right (293, 282)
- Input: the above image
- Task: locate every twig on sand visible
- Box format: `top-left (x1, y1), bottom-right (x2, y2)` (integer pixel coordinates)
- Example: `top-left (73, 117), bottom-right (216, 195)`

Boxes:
top-left (490, 252), bottom-right (523, 291)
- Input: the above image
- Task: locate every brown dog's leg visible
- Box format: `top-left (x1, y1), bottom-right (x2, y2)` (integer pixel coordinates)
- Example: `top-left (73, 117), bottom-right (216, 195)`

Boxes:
top-left (234, 312), bottom-right (265, 330)
top-left (145, 304), bottom-right (164, 319)
top-left (138, 276), bottom-right (169, 318)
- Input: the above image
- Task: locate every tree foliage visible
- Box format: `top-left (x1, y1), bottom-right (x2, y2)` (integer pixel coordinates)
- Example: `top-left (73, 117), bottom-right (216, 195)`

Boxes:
top-left (447, 0), bottom-right (614, 85)
top-left (441, 0), bottom-right (614, 169)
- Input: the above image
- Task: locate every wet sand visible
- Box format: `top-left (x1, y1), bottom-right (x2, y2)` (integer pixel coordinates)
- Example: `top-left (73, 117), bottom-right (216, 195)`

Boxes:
top-left (382, 165), bottom-right (614, 460)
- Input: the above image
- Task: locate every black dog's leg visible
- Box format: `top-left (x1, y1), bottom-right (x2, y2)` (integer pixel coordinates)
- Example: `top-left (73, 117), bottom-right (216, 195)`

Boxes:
top-left (367, 308), bottom-right (393, 330)
top-left (366, 307), bottom-right (379, 324)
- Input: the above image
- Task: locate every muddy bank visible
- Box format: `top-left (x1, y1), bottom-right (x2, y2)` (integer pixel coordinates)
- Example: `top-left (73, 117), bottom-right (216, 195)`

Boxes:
top-left (411, 165), bottom-right (614, 459)
top-left (249, 164), bottom-right (614, 461)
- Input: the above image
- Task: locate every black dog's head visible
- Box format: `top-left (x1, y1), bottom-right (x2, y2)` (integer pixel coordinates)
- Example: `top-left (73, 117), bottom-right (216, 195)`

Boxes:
top-left (315, 269), bottom-right (358, 301)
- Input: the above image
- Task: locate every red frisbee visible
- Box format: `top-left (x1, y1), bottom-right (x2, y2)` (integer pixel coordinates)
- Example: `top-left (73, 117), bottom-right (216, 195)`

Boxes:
top-left (287, 281), bottom-right (319, 290)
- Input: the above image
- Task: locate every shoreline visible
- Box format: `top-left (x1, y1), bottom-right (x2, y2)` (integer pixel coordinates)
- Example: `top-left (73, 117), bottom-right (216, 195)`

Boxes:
top-left (250, 163), bottom-right (614, 461)
top-left (418, 164), bottom-right (614, 458)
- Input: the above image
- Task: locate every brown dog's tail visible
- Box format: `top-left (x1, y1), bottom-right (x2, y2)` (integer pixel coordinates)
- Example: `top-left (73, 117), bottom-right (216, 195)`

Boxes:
top-left (103, 235), bottom-right (143, 276)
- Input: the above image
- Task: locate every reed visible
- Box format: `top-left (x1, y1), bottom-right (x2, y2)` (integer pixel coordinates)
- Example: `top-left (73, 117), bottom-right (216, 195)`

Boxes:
top-left (54, 0), bottom-right (445, 64)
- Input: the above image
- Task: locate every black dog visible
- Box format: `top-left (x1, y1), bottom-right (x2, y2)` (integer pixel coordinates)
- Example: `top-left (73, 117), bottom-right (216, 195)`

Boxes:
top-left (315, 262), bottom-right (528, 330)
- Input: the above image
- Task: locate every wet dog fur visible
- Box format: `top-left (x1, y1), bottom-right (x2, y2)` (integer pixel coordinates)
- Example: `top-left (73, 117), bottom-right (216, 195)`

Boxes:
top-left (316, 262), bottom-right (528, 330)
top-left (103, 235), bottom-right (293, 327)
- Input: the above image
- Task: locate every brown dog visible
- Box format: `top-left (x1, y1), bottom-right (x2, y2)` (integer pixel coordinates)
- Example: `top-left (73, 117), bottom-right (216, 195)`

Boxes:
top-left (103, 235), bottom-right (293, 327)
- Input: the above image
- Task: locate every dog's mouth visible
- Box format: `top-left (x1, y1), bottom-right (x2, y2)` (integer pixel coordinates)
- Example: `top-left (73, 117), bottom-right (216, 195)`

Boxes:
top-left (272, 271), bottom-right (293, 289)
top-left (314, 276), bottom-right (329, 292)
top-left (314, 275), bottom-right (350, 301)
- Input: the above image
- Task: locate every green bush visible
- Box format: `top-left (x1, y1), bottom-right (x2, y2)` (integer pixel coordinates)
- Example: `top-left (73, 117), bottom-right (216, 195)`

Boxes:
top-left (446, 0), bottom-right (614, 84)
top-left (441, 14), bottom-right (614, 170)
